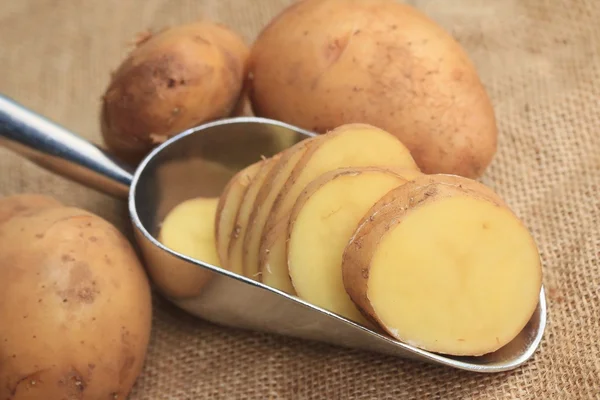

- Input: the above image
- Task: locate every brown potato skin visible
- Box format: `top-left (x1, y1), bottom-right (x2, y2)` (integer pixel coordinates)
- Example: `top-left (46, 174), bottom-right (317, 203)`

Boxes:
top-left (417, 174), bottom-right (507, 207)
top-left (102, 21), bottom-right (250, 163)
top-left (248, 0), bottom-right (497, 178)
top-left (214, 160), bottom-right (263, 269)
top-left (242, 137), bottom-right (319, 280)
top-left (342, 179), bottom-right (507, 333)
top-left (0, 207), bottom-right (152, 399)
top-left (0, 194), bottom-right (62, 225)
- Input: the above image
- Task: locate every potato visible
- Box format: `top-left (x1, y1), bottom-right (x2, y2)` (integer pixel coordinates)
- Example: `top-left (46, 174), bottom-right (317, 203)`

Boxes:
top-left (0, 193), bottom-right (62, 225)
top-left (287, 167), bottom-right (411, 324)
top-left (227, 155), bottom-right (281, 275)
top-left (101, 21), bottom-right (250, 163)
top-left (248, 0), bottom-right (498, 178)
top-left (159, 196), bottom-right (220, 266)
top-left (259, 123), bottom-right (418, 293)
top-left (0, 206), bottom-right (152, 399)
top-left (242, 137), bottom-right (318, 280)
top-left (342, 178), bottom-right (542, 356)
top-left (215, 161), bottom-right (263, 272)
top-left (153, 196), bottom-right (220, 299)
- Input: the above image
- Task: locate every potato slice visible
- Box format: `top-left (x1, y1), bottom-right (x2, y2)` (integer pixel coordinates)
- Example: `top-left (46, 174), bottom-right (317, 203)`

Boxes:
top-left (242, 137), bottom-right (319, 280)
top-left (159, 196), bottom-right (220, 266)
top-left (288, 167), bottom-right (410, 324)
top-left (215, 161), bottom-right (263, 270)
top-left (259, 123), bottom-right (419, 293)
top-left (227, 154), bottom-right (281, 276)
top-left (342, 179), bottom-right (542, 356)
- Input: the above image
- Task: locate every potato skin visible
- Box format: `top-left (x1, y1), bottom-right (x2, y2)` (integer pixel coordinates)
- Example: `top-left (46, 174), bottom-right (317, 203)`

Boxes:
top-left (101, 21), bottom-right (250, 163)
top-left (215, 160), bottom-right (264, 270)
top-left (0, 207), bottom-right (152, 399)
top-left (417, 173), bottom-right (507, 207)
top-left (248, 0), bottom-right (497, 178)
top-left (0, 194), bottom-right (62, 225)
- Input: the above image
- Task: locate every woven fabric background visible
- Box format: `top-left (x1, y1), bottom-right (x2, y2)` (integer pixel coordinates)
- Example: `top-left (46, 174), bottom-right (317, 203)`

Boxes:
top-left (1, 0), bottom-right (599, 398)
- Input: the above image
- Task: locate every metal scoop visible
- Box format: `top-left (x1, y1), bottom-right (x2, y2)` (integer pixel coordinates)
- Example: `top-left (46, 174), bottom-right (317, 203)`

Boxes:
top-left (0, 94), bottom-right (546, 373)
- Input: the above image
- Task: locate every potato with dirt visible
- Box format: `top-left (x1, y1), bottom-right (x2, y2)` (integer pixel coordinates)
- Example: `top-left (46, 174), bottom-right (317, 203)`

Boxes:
top-left (248, 0), bottom-right (498, 178)
top-left (0, 201), bottom-right (152, 399)
top-left (101, 21), bottom-right (250, 163)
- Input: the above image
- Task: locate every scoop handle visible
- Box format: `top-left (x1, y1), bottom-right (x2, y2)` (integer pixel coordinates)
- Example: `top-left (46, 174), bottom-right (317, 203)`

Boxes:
top-left (0, 94), bottom-right (133, 198)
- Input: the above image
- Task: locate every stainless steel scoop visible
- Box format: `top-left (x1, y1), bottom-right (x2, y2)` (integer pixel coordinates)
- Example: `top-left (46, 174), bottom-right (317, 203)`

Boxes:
top-left (0, 93), bottom-right (546, 373)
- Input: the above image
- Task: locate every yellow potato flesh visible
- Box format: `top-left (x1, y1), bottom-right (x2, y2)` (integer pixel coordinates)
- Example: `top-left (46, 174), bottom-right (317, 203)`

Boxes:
top-left (160, 197), bottom-right (220, 267)
top-left (243, 141), bottom-right (314, 280)
top-left (367, 196), bottom-right (542, 356)
top-left (215, 162), bottom-right (261, 270)
top-left (260, 125), bottom-right (418, 293)
top-left (288, 169), bottom-right (406, 324)
top-left (228, 157), bottom-right (279, 276)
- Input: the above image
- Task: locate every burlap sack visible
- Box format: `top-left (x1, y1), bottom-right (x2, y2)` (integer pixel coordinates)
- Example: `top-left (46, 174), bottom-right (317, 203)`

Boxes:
top-left (1, 0), bottom-right (598, 398)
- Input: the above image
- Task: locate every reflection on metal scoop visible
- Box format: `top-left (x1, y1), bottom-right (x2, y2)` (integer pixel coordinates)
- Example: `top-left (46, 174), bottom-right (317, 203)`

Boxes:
top-left (0, 94), bottom-right (546, 373)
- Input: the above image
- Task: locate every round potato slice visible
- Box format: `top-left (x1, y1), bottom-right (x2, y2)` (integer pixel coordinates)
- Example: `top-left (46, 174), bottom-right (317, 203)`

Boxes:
top-left (215, 161), bottom-right (263, 271)
top-left (242, 137), bottom-right (320, 280)
top-left (288, 167), bottom-right (411, 325)
top-left (259, 123), bottom-right (419, 294)
top-left (160, 196), bottom-right (220, 266)
top-left (342, 179), bottom-right (542, 356)
top-left (227, 154), bottom-right (281, 277)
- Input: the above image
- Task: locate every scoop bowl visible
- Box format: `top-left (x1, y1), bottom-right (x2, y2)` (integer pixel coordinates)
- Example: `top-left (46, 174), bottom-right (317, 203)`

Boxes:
top-left (0, 94), bottom-right (547, 373)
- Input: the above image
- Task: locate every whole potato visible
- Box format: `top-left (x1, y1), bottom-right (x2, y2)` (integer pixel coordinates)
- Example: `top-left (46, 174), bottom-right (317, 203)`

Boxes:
top-left (0, 206), bottom-right (152, 399)
top-left (101, 21), bottom-right (250, 163)
top-left (0, 194), bottom-right (62, 225)
top-left (248, 0), bottom-right (498, 178)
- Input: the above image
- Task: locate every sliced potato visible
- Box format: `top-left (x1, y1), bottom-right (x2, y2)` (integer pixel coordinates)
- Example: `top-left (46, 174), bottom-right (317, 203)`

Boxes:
top-left (242, 137), bottom-right (318, 280)
top-left (159, 196), bottom-right (220, 266)
top-left (342, 179), bottom-right (542, 356)
top-left (259, 123), bottom-right (419, 293)
top-left (215, 161), bottom-right (263, 270)
top-left (287, 167), bottom-right (409, 324)
top-left (227, 154), bottom-right (281, 276)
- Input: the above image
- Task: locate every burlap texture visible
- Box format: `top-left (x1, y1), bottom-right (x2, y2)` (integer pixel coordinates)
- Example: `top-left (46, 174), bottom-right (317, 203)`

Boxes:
top-left (1, 0), bottom-right (599, 398)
